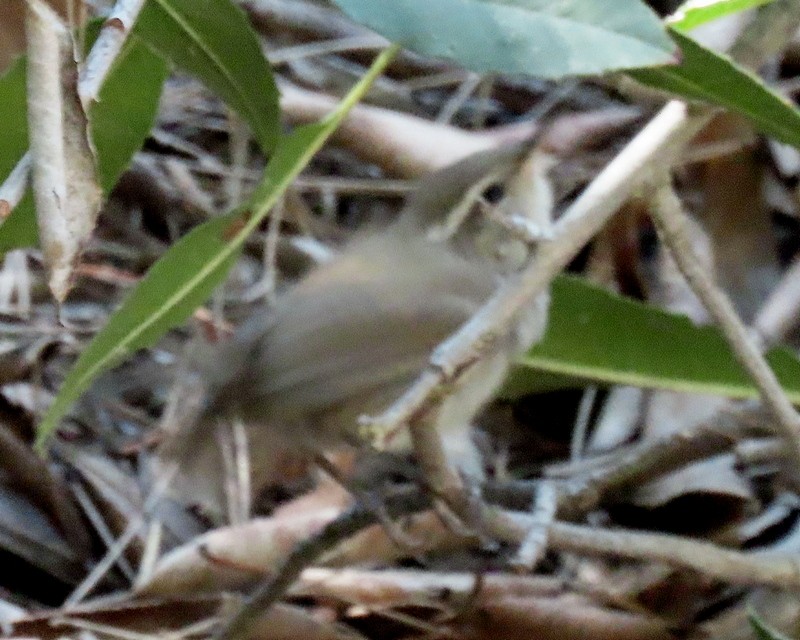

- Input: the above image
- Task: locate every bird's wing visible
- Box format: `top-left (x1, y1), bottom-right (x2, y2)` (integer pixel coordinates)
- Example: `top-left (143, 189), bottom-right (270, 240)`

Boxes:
top-left (210, 235), bottom-right (497, 422)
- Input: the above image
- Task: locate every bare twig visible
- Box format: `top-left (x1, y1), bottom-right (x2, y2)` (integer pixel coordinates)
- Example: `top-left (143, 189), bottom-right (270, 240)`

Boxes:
top-left (69, 481), bottom-right (136, 581)
top-left (363, 100), bottom-right (714, 445)
top-left (78, 0), bottom-right (148, 110)
top-left (544, 520), bottom-right (800, 589)
top-left (223, 111), bottom-right (251, 211)
top-left (436, 72), bottom-right (482, 124)
top-left (261, 196), bottom-right (285, 305)
top-left (213, 488), bottom-right (430, 640)
top-left (648, 181), bottom-right (800, 470)
top-left (295, 567), bottom-right (563, 604)
top-left (511, 481), bottom-right (557, 570)
top-left (550, 404), bottom-right (764, 519)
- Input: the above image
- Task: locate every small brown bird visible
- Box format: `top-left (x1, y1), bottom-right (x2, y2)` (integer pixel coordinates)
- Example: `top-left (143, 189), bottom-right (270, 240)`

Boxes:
top-left (166, 141), bottom-right (553, 520)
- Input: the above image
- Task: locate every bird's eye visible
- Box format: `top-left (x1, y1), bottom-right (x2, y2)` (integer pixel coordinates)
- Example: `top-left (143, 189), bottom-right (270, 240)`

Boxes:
top-left (483, 183), bottom-right (505, 204)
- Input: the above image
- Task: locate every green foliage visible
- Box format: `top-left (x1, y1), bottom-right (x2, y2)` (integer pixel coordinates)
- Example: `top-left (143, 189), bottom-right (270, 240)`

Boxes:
top-left (0, 0), bottom-right (280, 256)
top-left (135, 0), bottom-right (279, 153)
top-left (630, 29), bottom-right (800, 149)
top-left (89, 28), bottom-right (169, 193)
top-left (504, 276), bottom-right (800, 401)
top-left (0, 193), bottom-right (37, 255)
top-left (331, 0), bottom-right (676, 78)
top-left (0, 58), bottom-right (27, 180)
top-left (0, 57), bottom-right (35, 254)
top-left (0, 29), bottom-right (167, 255)
top-left (35, 45), bottom-right (399, 448)
top-left (669, 0), bottom-right (775, 32)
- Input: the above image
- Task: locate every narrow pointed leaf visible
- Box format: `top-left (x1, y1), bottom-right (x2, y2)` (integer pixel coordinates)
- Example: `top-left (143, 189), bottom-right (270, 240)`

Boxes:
top-left (134, 0), bottom-right (279, 152)
top-left (630, 30), bottom-right (800, 148)
top-left (669, 0), bottom-right (774, 32)
top-left (87, 24), bottom-right (168, 193)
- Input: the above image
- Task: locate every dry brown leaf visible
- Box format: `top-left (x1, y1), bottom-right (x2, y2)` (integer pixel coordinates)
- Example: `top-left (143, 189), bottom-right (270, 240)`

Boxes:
top-left (25, 0), bottom-right (101, 302)
top-left (136, 505), bottom-right (345, 596)
top-left (0, 424), bottom-right (90, 558)
top-left (450, 592), bottom-right (674, 640)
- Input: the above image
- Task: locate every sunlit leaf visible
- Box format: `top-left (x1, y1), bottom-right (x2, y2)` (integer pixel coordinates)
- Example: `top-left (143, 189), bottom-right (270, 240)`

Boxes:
top-left (669, 0), bottom-right (774, 32)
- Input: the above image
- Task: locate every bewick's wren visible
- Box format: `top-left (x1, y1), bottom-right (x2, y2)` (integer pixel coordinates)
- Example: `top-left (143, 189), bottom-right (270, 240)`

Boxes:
top-left (167, 141), bottom-right (553, 520)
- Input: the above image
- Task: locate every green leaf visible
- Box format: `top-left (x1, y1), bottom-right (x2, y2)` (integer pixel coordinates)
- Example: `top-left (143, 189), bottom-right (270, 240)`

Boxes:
top-left (0, 57), bottom-right (28, 181)
top-left (669, 0), bottom-right (774, 32)
top-left (35, 45), bottom-right (399, 448)
top-left (503, 275), bottom-right (800, 402)
top-left (89, 30), bottom-right (168, 193)
top-left (331, 0), bottom-right (676, 78)
top-left (134, 0), bottom-right (279, 153)
top-left (0, 194), bottom-right (37, 254)
top-left (630, 29), bottom-right (800, 148)
top-left (748, 611), bottom-right (793, 640)
top-left (0, 28), bottom-right (167, 255)
top-left (0, 57), bottom-right (34, 253)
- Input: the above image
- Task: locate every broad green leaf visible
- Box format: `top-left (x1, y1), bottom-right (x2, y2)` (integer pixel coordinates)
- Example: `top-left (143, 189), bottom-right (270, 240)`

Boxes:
top-left (630, 30), bottom-right (800, 148)
top-left (135, 0), bottom-right (279, 153)
top-left (35, 45), bottom-right (399, 448)
top-left (748, 611), bottom-right (793, 640)
top-left (669, 0), bottom-right (774, 32)
top-left (332, 0), bottom-right (676, 78)
top-left (0, 30), bottom-right (167, 255)
top-left (503, 276), bottom-right (800, 402)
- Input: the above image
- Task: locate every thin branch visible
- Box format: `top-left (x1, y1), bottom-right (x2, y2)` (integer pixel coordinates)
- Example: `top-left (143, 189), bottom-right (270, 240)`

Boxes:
top-left (77, 0), bottom-right (148, 110)
top-left (363, 100), bottom-right (714, 444)
top-left (544, 520), bottom-right (800, 589)
top-left (570, 385), bottom-right (598, 461)
top-left (511, 480), bottom-right (557, 570)
top-left (485, 404), bottom-right (762, 519)
top-left (215, 481), bottom-right (800, 640)
top-left (648, 181), bottom-right (800, 470)
top-left (213, 488), bottom-right (430, 640)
